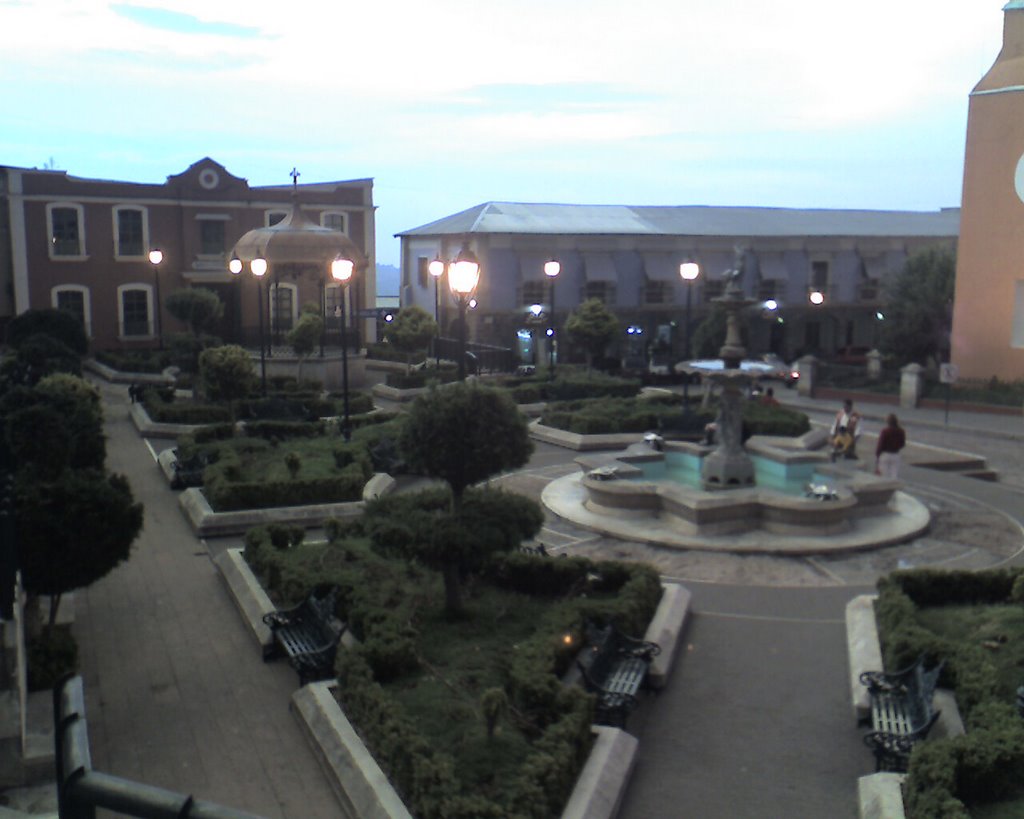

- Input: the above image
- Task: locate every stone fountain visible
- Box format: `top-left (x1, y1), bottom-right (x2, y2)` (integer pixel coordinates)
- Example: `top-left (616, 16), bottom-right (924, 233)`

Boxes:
top-left (698, 249), bottom-right (755, 490)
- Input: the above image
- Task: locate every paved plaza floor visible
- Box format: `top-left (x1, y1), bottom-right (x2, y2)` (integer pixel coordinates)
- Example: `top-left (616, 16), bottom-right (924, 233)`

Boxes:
top-left (66, 379), bottom-right (1024, 818)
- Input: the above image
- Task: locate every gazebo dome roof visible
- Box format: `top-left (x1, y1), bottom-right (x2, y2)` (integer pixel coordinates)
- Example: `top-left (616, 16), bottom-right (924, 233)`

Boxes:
top-left (230, 194), bottom-right (367, 270)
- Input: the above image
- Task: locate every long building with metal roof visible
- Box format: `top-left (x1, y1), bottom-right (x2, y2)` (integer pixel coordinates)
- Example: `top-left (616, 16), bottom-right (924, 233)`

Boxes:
top-left (397, 202), bottom-right (959, 369)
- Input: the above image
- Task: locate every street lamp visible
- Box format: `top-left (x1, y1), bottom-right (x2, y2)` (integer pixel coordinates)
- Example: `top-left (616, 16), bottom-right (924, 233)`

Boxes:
top-left (148, 248), bottom-right (164, 349)
top-left (808, 289), bottom-right (825, 306)
top-left (544, 258), bottom-right (560, 376)
top-left (679, 261), bottom-right (700, 413)
top-left (250, 255), bottom-right (270, 395)
top-left (331, 255), bottom-right (355, 441)
top-left (428, 256), bottom-right (445, 368)
top-left (448, 242), bottom-right (481, 381)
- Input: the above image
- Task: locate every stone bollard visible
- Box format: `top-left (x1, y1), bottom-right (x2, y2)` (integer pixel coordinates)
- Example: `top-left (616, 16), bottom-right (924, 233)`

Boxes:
top-left (866, 349), bottom-right (883, 382)
top-left (796, 355), bottom-right (818, 397)
top-left (899, 363), bottom-right (924, 409)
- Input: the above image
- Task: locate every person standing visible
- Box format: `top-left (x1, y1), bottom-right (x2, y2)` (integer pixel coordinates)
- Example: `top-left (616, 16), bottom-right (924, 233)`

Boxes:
top-left (875, 413), bottom-right (906, 479)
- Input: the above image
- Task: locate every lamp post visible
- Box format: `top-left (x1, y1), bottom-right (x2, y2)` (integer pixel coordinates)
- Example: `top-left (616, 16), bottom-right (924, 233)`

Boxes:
top-left (149, 248), bottom-right (164, 349)
top-left (448, 242), bottom-right (481, 381)
top-left (679, 261), bottom-right (700, 413)
top-left (544, 258), bottom-right (560, 377)
top-left (428, 256), bottom-right (445, 368)
top-left (244, 255), bottom-right (270, 396)
top-left (331, 255), bottom-right (355, 441)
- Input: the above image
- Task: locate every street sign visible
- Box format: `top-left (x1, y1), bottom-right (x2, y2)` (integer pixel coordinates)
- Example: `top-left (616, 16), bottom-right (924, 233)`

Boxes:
top-left (939, 363), bottom-right (959, 384)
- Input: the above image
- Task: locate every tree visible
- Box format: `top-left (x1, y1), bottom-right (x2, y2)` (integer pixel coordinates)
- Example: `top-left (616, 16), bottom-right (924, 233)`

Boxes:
top-left (165, 288), bottom-right (224, 337)
top-left (364, 487), bottom-right (543, 616)
top-left (397, 383), bottom-right (535, 613)
top-left (17, 469), bottom-right (143, 625)
top-left (7, 308), bottom-right (88, 355)
top-left (565, 299), bottom-right (619, 369)
top-left (385, 306), bottom-right (437, 373)
top-left (286, 312), bottom-right (324, 381)
top-left (199, 345), bottom-right (255, 419)
top-left (0, 334), bottom-right (82, 388)
top-left (879, 246), bottom-right (956, 367)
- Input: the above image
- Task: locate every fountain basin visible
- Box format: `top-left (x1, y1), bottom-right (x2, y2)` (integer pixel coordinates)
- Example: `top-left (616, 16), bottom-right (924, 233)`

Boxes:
top-left (543, 437), bottom-right (930, 554)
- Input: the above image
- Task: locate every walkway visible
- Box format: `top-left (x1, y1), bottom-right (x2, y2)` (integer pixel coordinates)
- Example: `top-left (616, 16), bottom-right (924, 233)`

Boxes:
top-left (72, 380), bottom-right (339, 818)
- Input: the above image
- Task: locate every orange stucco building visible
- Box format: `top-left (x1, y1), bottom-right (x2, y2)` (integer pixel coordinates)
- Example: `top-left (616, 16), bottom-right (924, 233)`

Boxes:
top-left (952, 1), bottom-right (1024, 379)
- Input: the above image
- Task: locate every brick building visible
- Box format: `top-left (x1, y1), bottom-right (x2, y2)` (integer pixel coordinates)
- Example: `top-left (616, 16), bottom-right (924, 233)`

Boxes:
top-left (0, 158), bottom-right (376, 350)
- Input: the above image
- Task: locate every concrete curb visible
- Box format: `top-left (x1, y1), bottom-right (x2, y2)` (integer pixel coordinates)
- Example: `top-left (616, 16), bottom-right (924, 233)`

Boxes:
top-left (178, 488), bottom-right (364, 537)
top-left (857, 773), bottom-right (906, 819)
top-left (84, 358), bottom-right (175, 385)
top-left (529, 421), bottom-right (642, 452)
top-left (292, 682), bottom-right (413, 819)
top-left (644, 583), bottom-right (692, 689)
top-left (561, 727), bottom-right (638, 819)
top-left (846, 595), bottom-right (882, 723)
top-left (211, 549), bottom-right (275, 653)
top-left (129, 401), bottom-right (205, 439)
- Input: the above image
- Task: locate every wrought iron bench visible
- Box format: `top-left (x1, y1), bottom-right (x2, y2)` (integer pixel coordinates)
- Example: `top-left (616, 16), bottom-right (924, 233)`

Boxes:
top-left (860, 655), bottom-right (944, 772)
top-left (262, 585), bottom-right (346, 686)
top-left (576, 621), bottom-right (661, 728)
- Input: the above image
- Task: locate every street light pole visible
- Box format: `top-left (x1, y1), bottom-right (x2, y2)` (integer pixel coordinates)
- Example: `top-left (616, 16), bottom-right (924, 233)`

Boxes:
top-left (448, 242), bottom-right (481, 381)
top-left (544, 258), bottom-right (560, 377)
top-left (428, 256), bottom-right (445, 368)
top-left (149, 248), bottom-right (164, 349)
top-left (679, 261), bottom-right (700, 414)
top-left (332, 255), bottom-right (355, 441)
top-left (248, 256), bottom-right (270, 396)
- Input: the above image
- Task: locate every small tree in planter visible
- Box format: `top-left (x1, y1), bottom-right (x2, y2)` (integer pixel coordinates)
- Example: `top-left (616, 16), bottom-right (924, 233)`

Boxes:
top-left (199, 345), bottom-right (256, 421)
top-left (286, 312), bottom-right (324, 382)
top-left (385, 306), bottom-right (437, 374)
top-left (565, 299), bottom-right (618, 370)
top-left (165, 288), bottom-right (224, 337)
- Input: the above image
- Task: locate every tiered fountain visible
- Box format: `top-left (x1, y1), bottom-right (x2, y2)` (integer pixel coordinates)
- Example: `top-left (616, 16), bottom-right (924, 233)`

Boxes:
top-left (541, 250), bottom-right (930, 553)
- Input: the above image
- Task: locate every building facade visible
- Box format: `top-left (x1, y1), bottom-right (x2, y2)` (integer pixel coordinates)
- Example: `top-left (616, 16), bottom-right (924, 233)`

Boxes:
top-left (952, 0), bottom-right (1024, 380)
top-left (0, 159), bottom-right (376, 350)
top-left (397, 203), bottom-right (958, 369)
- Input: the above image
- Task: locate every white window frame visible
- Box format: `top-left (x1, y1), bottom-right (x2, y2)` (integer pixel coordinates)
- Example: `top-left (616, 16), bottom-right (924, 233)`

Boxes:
top-left (320, 211), bottom-right (348, 234)
top-left (50, 285), bottom-right (92, 338)
top-left (269, 282), bottom-right (298, 332)
top-left (117, 283), bottom-right (155, 340)
top-left (113, 204), bottom-right (149, 261)
top-left (46, 202), bottom-right (86, 260)
top-left (195, 214), bottom-right (228, 259)
top-left (266, 210), bottom-right (288, 227)
top-left (1013, 280), bottom-right (1024, 348)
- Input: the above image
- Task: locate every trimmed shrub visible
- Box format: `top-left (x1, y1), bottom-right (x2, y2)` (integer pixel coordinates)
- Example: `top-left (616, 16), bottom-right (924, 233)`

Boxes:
top-left (8, 308), bottom-right (88, 354)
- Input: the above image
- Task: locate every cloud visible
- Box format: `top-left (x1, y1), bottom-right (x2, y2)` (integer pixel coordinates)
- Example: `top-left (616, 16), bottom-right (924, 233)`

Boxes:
top-left (110, 4), bottom-right (260, 37)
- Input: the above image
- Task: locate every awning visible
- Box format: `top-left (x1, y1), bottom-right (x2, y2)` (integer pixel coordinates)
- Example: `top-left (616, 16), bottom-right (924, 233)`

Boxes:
top-left (756, 252), bottom-right (788, 280)
top-left (641, 252), bottom-right (678, 281)
top-left (582, 252), bottom-right (618, 282)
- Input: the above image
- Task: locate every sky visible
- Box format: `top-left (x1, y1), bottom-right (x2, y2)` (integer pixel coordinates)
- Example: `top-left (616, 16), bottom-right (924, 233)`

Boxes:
top-left (0, 0), bottom-right (1007, 267)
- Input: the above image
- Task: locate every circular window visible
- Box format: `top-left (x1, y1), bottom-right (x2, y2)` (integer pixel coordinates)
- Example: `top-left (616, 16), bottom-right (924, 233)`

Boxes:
top-left (198, 168), bottom-right (220, 190)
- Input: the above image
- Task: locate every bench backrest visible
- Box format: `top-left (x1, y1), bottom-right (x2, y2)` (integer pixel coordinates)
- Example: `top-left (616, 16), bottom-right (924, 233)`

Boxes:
top-left (301, 587), bottom-right (343, 641)
top-left (903, 660), bottom-right (944, 730)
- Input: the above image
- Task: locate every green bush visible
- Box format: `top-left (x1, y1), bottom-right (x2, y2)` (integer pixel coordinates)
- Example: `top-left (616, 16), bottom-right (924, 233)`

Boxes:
top-left (96, 349), bottom-right (170, 374)
top-left (204, 471), bottom-right (365, 511)
top-left (27, 625), bottom-right (78, 691)
top-left (242, 420), bottom-right (324, 440)
top-left (143, 390), bottom-right (231, 424)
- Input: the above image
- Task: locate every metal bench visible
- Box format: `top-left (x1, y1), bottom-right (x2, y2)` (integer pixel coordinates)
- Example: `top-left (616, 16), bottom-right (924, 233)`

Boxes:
top-left (576, 621), bottom-right (661, 728)
top-left (860, 655), bottom-right (944, 772)
top-left (262, 585), bottom-right (346, 686)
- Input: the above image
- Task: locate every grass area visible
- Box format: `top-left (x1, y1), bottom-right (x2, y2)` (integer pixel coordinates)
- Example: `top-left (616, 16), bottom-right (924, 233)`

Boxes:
top-left (914, 603), bottom-right (1024, 699)
top-left (971, 796), bottom-right (1024, 819)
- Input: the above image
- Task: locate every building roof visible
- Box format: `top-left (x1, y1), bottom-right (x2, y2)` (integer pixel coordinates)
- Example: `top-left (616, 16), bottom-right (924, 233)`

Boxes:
top-left (397, 202), bottom-right (960, 239)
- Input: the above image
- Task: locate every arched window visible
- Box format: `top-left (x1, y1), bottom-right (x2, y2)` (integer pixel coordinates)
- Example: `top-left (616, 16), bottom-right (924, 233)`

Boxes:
top-left (113, 205), bottom-right (149, 259)
top-left (117, 283), bottom-right (154, 338)
top-left (46, 202), bottom-right (86, 258)
top-left (51, 285), bottom-right (92, 337)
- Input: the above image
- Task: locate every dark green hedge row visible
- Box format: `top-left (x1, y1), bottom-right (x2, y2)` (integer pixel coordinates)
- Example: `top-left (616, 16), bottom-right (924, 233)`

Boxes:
top-left (205, 463), bottom-right (366, 511)
top-left (876, 568), bottom-right (1024, 817)
top-left (143, 390), bottom-right (231, 424)
top-left (501, 373), bottom-right (642, 404)
top-left (385, 369), bottom-right (459, 389)
top-left (96, 349), bottom-right (170, 374)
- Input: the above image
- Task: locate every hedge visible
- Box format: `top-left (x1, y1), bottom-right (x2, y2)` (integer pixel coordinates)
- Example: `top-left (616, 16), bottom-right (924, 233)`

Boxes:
top-left (142, 390), bottom-right (231, 424)
top-left (875, 567), bottom-right (1024, 817)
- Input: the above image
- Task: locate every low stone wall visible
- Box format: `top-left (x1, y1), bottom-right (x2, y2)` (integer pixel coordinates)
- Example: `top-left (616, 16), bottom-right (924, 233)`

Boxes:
top-left (179, 488), bottom-right (364, 538)
top-left (85, 358), bottom-right (175, 385)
